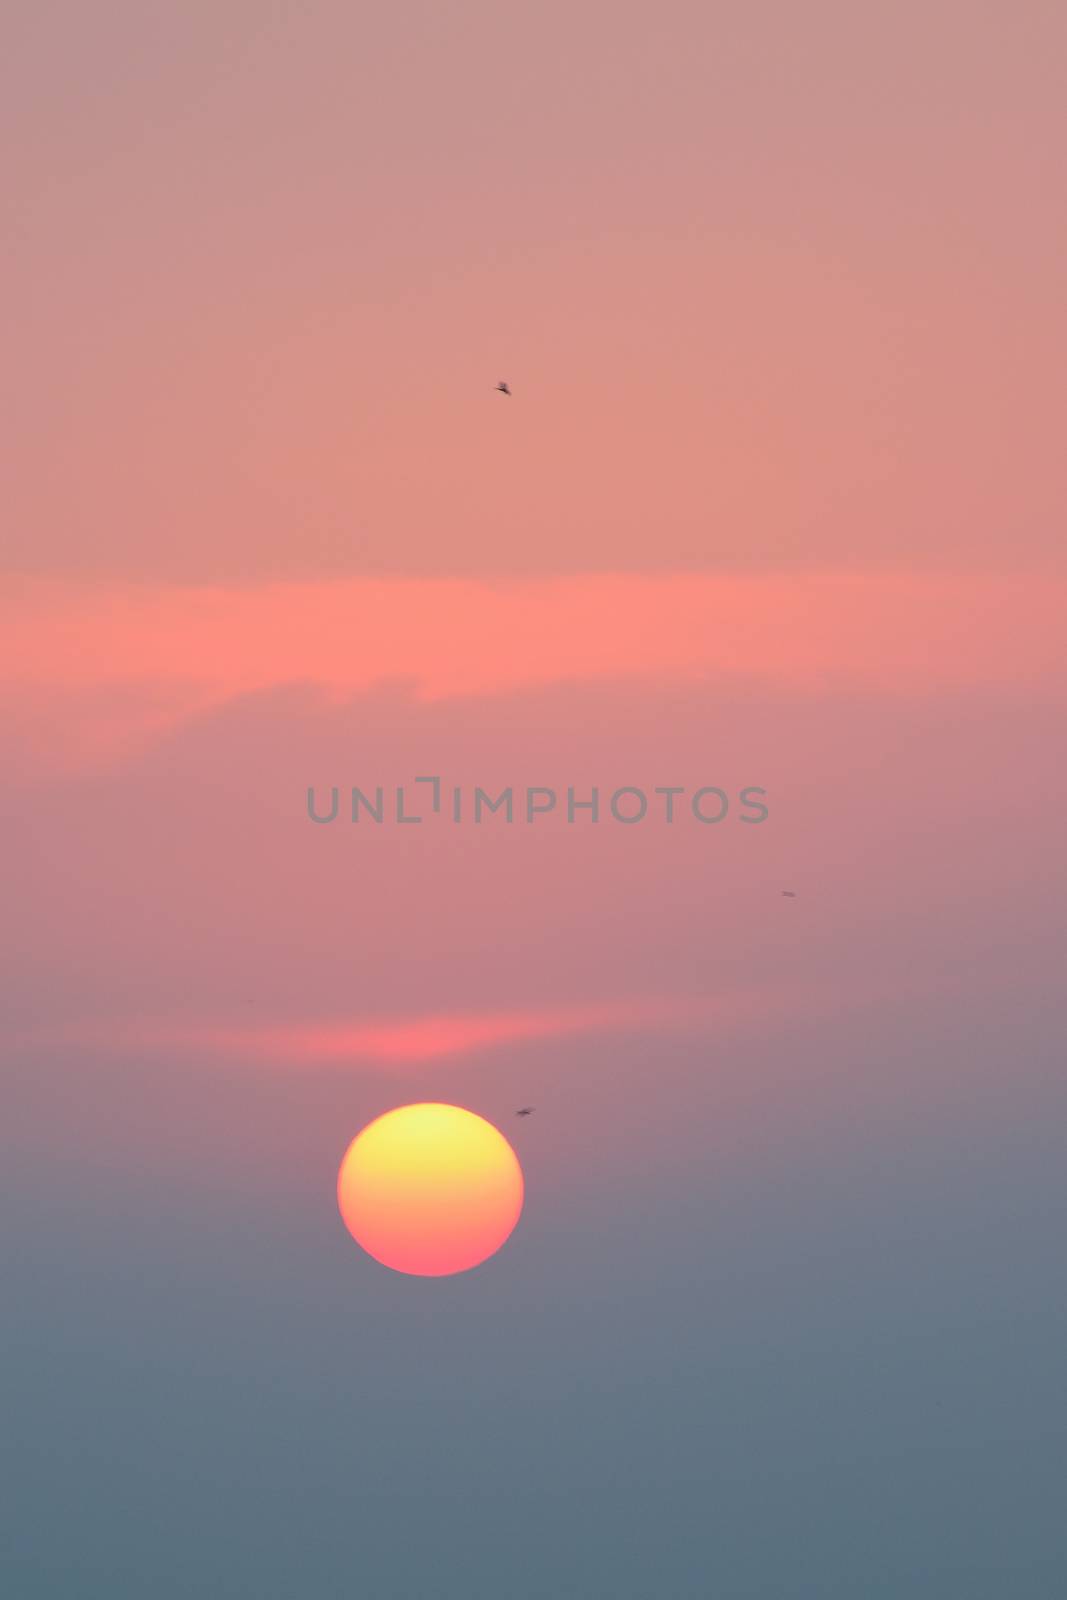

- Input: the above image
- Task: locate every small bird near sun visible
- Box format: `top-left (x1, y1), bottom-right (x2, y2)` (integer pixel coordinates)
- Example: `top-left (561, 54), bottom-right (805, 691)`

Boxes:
top-left (337, 1103), bottom-right (524, 1277)
top-left (495, 380), bottom-right (511, 395)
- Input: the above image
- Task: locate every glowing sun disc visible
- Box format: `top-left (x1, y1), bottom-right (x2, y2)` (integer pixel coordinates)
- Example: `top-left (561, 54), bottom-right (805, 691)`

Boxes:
top-left (337, 1103), bottom-right (524, 1276)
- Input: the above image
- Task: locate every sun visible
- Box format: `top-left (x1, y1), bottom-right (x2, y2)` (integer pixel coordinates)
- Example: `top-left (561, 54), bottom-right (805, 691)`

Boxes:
top-left (337, 1103), bottom-right (524, 1276)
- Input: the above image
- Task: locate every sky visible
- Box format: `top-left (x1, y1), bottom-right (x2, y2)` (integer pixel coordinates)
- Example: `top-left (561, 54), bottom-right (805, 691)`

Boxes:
top-left (3, 4), bottom-right (1066, 1596)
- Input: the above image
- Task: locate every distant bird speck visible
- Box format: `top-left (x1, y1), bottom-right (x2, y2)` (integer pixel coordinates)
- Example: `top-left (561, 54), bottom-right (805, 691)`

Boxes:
top-left (516, 1106), bottom-right (534, 1117)
top-left (781, 890), bottom-right (797, 898)
top-left (495, 381), bottom-right (511, 396)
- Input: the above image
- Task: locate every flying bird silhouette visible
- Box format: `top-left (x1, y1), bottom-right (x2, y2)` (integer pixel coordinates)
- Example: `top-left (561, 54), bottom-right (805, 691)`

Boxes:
top-left (515, 1106), bottom-right (534, 1117)
top-left (781, 890), bottom-right (797, 898)
top-left (495, 381), bottom-right (511, 396)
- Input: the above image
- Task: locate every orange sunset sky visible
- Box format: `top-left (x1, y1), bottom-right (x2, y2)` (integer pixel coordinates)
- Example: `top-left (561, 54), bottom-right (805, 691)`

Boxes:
top-left (4, 5), bottom-right (1066, 1597)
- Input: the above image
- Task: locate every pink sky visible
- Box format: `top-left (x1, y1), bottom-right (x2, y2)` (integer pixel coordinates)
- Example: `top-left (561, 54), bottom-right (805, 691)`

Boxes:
top-left (5, 3), bottom-right (1064, 585)
top-left (6, 13), bottom-right (1067, 1595)
top-left (3, 0), bottom-right (1064, 1127)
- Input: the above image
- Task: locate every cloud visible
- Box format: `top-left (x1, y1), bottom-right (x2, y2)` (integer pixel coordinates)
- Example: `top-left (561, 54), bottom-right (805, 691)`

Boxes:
top-left (12, 995), bottom-right (762, 1069)
top-left (4, 570), bottom-right (1063, 769)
